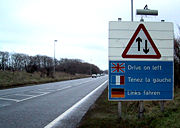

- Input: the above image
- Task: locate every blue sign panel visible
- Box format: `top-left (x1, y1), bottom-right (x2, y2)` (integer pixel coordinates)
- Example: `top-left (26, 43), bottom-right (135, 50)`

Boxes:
top-left (109, 61), bottom-right (173, 100)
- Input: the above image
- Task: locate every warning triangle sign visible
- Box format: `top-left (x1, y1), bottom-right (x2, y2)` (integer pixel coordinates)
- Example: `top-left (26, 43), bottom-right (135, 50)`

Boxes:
top-left (122, 24), bottom-right (161, 59)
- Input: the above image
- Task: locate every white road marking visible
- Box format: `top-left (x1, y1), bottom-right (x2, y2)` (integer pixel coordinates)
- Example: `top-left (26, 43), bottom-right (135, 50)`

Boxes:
top-left (17, 86), bottom-right (72, 102)
top-left (17, 92), bottom-right (50, 102)
top-left (31, 91), bottom-right (51, 94)
top-left (73, 80), bottom-right (94, 87)
top-left (0, 79), bottom-right (97, 105)
top-left (0, 97), bottom-right (20, 102)
top-left (15, 94), bottom-right (34, 97)
top-left (44, 80), bottom-right (108, 128)
top-left (56, 86), bottom-right (72, 91)
top-left (37, 88), bottom-right (55, 91)
top-left (0, 103), bottom-right (10, 107)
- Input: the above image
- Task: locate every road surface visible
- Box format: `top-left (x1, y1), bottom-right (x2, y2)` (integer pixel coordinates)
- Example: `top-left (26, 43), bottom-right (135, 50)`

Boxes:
top-left (0, 76), bottom-right (108, 128)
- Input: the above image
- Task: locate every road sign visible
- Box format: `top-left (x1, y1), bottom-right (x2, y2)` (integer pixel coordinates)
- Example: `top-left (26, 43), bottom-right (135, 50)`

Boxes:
top-left (108, 21), bottom-right (174, 101)
top-left (122, 24), bottom-right (161, 58)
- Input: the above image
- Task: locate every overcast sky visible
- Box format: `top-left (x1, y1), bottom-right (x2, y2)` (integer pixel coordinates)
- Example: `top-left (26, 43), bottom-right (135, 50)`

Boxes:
top-left (0, 0), bottom-right (180, 70)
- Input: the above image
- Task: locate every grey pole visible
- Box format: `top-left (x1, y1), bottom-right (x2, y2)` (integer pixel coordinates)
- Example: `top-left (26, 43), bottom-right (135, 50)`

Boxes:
top-left (138, 101), bottom-right (144, 118)
top-left (54, 40), bottom-right (57, 77)
top-left (160, 101), bottom-right (165, 112)
top-left (131, 0), bottom-right (133, 21)
top-left (118, 102), bottom-right (122, 118)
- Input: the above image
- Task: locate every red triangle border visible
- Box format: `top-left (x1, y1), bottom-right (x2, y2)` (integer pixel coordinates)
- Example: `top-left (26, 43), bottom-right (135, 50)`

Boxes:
top-left (122, 24), bottom-right (161, 59)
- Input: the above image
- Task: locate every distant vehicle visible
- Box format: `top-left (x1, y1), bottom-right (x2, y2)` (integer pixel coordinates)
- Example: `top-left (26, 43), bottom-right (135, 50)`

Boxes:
top-left (97, 74), bottom-right (100, 77)
top-left (92, 74), bottom-right (97, 78)
top-left (101, 74), bottom-right (104, 76)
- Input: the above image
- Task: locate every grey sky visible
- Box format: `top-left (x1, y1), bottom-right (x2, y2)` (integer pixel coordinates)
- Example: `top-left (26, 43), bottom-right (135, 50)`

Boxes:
top-left (0, 0), bottom-right (180, 70)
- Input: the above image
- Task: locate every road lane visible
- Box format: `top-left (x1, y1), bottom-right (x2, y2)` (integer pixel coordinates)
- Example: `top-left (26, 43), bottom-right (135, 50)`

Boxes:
top-left (0, 76), bottom-right (108, 128)
top-left (45, 80), bottom-right (108, 128)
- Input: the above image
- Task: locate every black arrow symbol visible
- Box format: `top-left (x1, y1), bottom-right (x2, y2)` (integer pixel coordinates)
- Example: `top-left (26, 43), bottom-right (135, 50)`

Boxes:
top-left (143, 40), bottom-right (149, 54)
top-left (136, 37), bottom-right (142, 51)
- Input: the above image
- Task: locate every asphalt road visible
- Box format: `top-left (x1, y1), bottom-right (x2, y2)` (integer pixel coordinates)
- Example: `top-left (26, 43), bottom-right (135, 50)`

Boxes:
top-left (0, 76), bottom-right (108, 128)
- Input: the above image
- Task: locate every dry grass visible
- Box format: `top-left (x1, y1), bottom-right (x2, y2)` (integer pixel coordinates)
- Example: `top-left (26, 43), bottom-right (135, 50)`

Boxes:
top-left (78, 87), bottom-right (180, 128)
top-left (0, 71), bottom-right (89, 89)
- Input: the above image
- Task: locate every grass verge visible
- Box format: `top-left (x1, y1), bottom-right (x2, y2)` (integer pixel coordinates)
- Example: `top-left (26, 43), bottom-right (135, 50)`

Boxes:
top-left (77, 87), bottom-right (180, 128)
top-left (0, 71), bottom-right (89, 89)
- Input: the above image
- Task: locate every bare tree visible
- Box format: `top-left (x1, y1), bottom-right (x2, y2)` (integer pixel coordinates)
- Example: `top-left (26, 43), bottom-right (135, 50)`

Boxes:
top-left (0, 51), bottom-right (102, 77)
top-left (0, 51), bottom-right (9, 70)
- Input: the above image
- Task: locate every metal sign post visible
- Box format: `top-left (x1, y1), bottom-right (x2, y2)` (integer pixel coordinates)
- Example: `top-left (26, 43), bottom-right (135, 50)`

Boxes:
top-left (131, 0), bottom-right (133, 21)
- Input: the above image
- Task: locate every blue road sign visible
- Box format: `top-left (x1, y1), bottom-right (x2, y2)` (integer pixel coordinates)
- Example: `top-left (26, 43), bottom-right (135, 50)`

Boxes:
top-left (109, 61), bottom-right (173, 100)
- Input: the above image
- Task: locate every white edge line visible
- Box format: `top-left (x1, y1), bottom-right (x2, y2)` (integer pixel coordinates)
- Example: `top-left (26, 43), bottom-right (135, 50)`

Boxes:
top-left (44, 80), bottom-right (108, 128)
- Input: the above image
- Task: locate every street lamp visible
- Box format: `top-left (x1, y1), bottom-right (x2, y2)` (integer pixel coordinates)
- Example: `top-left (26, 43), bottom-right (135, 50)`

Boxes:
top-left (54, 40), bottom-right (57, 77)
